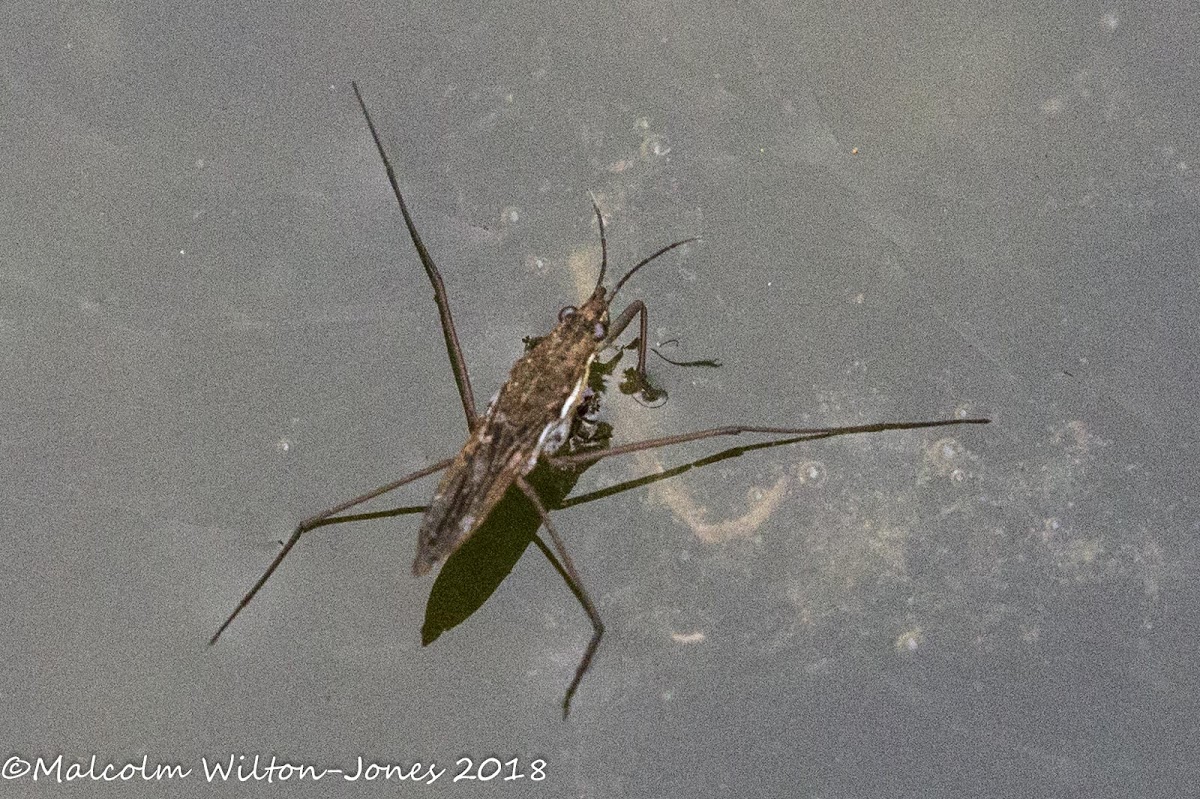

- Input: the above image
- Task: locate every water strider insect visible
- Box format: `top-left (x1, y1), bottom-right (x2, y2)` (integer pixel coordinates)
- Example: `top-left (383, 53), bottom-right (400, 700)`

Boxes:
top-left (209, 82), bottom-right (990, 718)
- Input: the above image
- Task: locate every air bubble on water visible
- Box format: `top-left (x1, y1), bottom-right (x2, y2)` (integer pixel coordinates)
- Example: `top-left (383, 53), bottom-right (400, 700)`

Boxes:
top-left (1042, 517), bottom-right (1063, 542)
top-left (926, 437), bottom-right (971, 478)
top-left (895, 628), bottom-right (923, 653)
top-left (641, 133), bottom-right (670, 159)
top-left (795, 460), bottom-right (827, 487)
top-left (525, 255), bottom-right (548, 276)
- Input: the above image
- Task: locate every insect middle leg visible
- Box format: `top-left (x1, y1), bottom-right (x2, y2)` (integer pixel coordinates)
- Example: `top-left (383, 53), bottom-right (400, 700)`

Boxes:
top-left (531, 417), bottom-right (987, 711)
top-left (546, 418), bottom-right (991, 471)
top-left (211, 85), bottom-right (482, 647)
top-left (352, 80), bottom-right (479, 431)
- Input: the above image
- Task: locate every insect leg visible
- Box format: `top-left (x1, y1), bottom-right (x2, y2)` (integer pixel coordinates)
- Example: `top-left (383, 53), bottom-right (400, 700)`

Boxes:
top-left (605, 300), bottom-right (650, 379)
top-left (601, 228), bottom-right (698, 395)
top-left (209, 456), bottom-right (454, 645)
top-left (351, 82), bottom-right (479, 431)
top-left (545, 417), bottom-right (990, 469)
top-left (514, 475), bottom-right (604, 719)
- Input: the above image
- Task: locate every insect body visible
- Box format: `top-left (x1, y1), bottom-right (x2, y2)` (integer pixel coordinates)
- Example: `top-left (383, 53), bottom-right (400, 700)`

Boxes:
top-left (415, 292), bottom-right (605, 573)
top-left (209, 82), bottom-right (990, 718)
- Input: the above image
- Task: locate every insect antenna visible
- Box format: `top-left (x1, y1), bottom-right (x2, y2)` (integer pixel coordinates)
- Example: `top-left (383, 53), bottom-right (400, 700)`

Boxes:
top-left (586, 197), bottom-right (697, 300)
top-left (590, 198), bottom-right (609, 291)
top-left (608, 236), bottom-right (699, 304)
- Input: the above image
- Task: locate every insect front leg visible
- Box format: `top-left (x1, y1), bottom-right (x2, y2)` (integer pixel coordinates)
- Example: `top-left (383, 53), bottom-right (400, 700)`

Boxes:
top-left (605, 300), bottom-right (669, 404)
top-left (605, 300), bottom-right (649, 375)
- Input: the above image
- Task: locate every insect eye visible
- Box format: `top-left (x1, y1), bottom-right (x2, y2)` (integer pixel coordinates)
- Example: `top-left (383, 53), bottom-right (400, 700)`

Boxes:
top-left (558, 306), bottom-right (577, 322)
top-left (593, 321), bottom-right (608, 340)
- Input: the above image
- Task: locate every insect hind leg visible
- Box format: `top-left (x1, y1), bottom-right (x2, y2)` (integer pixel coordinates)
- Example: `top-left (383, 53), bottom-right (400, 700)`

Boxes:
top-left (515, 475), bottom-right (604, 719)
top-left (209, 456), bottom-right (454, 646)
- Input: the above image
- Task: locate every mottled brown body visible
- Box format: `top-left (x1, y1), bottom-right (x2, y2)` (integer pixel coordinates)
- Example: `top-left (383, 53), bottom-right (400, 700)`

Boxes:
top-left (413, 287), bottom-right (609, 574)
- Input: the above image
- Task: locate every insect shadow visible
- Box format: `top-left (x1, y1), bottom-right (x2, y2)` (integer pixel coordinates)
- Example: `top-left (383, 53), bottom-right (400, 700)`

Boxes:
top-left (387, 346), bottom-right (625, 648)
top-left (209, 82), bottom-right (991, 718)
top-left (297, 344), bottom-right (891, 666)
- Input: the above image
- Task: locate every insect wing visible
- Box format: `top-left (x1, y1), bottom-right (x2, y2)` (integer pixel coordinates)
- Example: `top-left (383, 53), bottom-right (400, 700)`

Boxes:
top-left (412, 418), bottom-right (540, 575)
